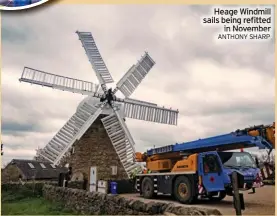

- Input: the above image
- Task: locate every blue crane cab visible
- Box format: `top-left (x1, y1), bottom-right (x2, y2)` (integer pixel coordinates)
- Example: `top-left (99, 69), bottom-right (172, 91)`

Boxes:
top-left (197, 150), bottom-right (262, 200)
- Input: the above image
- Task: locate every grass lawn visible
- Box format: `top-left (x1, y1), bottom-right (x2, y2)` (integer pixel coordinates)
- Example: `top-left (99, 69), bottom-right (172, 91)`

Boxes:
top-left (2, 191), bottom-right (76, 215)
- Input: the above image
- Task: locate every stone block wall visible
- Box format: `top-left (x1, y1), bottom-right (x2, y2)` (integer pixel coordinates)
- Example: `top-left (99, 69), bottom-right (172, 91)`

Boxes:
top-left (60, 114), bottom-right (128, 188)
top-left (43, 184), bottom-right (222, 215)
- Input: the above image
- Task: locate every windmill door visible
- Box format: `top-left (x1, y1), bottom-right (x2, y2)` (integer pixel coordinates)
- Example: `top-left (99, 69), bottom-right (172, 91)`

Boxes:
top-left (89, 166), bottom-right (97, 192)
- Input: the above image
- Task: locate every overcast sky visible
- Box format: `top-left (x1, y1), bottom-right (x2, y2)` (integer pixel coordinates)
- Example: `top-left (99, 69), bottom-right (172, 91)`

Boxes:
top-left (1, 5), bottom-right (275, 166)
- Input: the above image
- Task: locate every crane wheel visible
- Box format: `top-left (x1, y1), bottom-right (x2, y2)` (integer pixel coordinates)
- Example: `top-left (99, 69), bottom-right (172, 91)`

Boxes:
top-left (173, 176), bottom-right (195, 204)
top-left (141, 177), bottom-right (155, 199)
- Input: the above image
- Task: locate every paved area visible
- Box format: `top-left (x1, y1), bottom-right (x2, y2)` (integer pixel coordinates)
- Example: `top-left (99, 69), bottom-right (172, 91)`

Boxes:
top-left (121, 185), bottom-right (275, 215)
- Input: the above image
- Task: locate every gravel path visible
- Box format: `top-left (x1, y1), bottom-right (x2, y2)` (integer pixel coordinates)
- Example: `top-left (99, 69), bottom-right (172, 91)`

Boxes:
top-left (121, 185), bottom-right (275, 215)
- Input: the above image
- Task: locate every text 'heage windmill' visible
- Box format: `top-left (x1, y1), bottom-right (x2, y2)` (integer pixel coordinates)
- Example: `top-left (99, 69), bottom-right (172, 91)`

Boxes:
top-left (19, 31), bottom-right (179, 177)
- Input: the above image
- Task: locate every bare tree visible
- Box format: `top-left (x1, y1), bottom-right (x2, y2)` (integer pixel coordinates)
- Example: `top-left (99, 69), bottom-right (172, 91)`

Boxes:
top-left (250, 150), bottom-right (275, 167)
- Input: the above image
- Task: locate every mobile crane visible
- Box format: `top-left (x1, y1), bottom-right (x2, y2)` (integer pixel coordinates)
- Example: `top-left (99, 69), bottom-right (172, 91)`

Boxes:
top-left (135, 122), bottom-right (275, 204)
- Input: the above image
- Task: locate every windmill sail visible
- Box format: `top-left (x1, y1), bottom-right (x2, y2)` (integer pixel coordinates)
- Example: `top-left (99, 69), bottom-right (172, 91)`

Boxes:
top-left (19, 67), bottom-right (99, 96)
top-left (38, 102), bottom-right (103, 165)
top-left (76, 31), bottom-right (114, 85)
top-left (102, 110), bottom-right (139, 177)
top-left (124, 98), bottom-right (178, 125)
top-left (116, 52), bottom-right (155, 98)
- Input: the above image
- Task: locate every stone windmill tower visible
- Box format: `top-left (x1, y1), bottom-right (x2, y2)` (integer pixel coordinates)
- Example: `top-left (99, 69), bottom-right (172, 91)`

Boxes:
top-left (19, 31), bottom-right (179, 180)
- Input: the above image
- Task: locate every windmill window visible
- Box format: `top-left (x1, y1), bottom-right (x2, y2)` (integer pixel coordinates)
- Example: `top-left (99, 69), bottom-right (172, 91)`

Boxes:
top-left (40, 163), bottom-right (46, 169)
top-left (28, 163), bottom-right (35, 168)
top-left (111, 166), bottom-right (117, 175)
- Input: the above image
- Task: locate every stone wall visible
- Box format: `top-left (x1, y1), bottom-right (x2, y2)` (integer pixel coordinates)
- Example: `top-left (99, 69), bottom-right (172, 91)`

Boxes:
top-left (60, 114), bottom-right (128, 188)
top-left (43, 184), bottom-right (222, 215)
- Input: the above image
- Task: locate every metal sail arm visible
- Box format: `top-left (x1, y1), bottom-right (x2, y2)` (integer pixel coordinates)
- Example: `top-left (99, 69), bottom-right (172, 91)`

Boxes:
top-left (38, 102), bottom-right (105, 165)
top-left (19, 67), bottom-right (100, 96)
top-left (115, 52), bottom-right (155, 97)
top-left (76, 31), bottom-right (114, 92)
top-left (123, 98), bottom-right (179, 125)
top-left (101, 109), bottom-right (140, 177)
